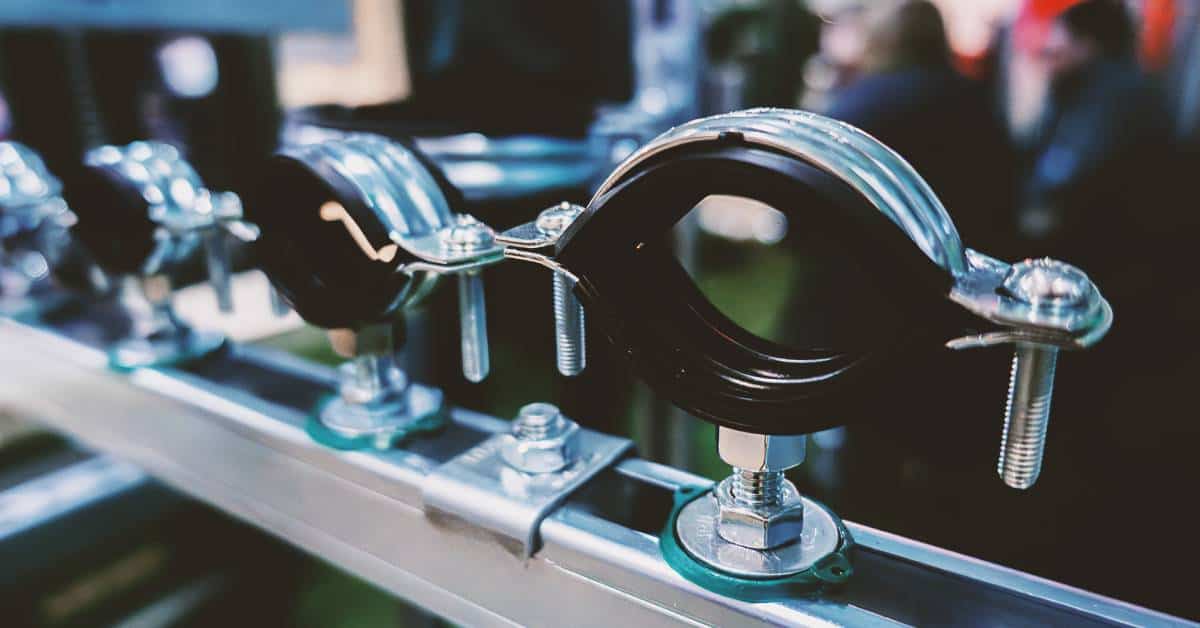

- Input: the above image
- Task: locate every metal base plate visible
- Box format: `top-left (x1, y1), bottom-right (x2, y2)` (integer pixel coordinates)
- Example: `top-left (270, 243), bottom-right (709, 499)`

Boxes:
top-left (676, 489), bottom-right (841, 579)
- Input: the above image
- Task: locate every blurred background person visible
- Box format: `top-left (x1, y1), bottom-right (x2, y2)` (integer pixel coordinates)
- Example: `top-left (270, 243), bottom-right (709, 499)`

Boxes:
top-left (1015, 0), bottom-right (1172, 272)
top-left (821, 0), bottom-right (1016, 253)
top-left (704, 0), bottom-right (821, 111)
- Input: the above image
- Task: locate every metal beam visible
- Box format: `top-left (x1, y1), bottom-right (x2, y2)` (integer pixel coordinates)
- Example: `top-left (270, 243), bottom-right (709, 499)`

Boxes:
top-left (0, 319), bottom-right (1188, 627)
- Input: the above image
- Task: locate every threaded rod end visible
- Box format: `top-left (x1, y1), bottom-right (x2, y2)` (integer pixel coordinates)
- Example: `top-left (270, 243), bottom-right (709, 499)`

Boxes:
top-left (552, 271), bottom-right (586, 377)
top-left (998, 344), bottom-right (1057, 489)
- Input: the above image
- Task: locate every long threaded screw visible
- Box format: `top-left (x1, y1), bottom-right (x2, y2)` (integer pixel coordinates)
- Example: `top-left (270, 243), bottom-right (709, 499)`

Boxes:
top-left (513, 402), bottom-right (564, 440)
top-left (536, 203), bottom-right (587, 378)
top-left (552, 272), bottom-right (586, 376)
top-left (998, 343), bottom-right (1058, 489)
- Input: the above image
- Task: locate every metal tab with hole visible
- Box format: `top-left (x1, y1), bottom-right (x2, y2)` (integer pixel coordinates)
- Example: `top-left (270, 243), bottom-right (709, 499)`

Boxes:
top-left (420, 424), bottom-right (632, 559)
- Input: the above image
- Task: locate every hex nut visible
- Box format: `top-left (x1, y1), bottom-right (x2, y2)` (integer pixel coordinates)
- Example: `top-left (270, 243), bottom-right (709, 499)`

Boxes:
top-left (499, 420), bottom-right (580, 474)
top-left (714, 475), bottom-right (806, 549)
top-left (716, 427), bottom-right (806, 473)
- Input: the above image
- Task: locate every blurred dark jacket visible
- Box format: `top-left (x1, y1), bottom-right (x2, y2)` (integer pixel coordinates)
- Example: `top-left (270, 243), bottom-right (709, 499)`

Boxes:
top-left (1020, 59), bottom-right (1173, 276)
top-left (825, 66), bottom-right (1016, 254)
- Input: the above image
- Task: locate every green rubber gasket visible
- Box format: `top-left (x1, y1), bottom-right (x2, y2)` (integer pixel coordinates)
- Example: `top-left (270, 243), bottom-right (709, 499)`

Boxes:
top-left (107, 336), bottom-right (229, 373)
top-left (305, 394), bottom-right (447, 451)
top-left (659, 485), bottom-right (855, 602)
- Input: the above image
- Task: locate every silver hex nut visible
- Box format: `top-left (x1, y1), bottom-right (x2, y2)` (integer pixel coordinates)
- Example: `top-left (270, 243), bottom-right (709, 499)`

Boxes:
top-left (499, 403), bottom-right (580, 474)
top-left (713, 475), bottom-right (806, 549)
top-left (716, 427), bottom-right (806, 472)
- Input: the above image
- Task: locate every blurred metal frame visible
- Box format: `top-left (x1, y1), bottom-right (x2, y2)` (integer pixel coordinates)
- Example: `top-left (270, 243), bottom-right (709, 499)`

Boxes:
top-left (0, 0), bottom-right (349, 33)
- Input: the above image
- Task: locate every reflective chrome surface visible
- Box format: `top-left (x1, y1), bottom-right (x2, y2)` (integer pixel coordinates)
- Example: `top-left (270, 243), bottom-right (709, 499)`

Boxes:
top-left (591, 108), bottom-right (968, 276)
top-left (498, 402), bottom-right (581, 474)
top-left (677, 489), bottom-right (838, 579)
top-left (717, 427), bottom-right (806, 472)
top-left (949, 251), bottom-right (1112, 350)
top-left (0, 141), bottom-right (66, 231)
top-left (0, 141), bottom-right (73, 309)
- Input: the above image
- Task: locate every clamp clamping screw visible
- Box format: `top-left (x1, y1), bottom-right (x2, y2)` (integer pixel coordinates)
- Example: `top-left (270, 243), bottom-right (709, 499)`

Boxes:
top-left (536, 203), bottom-right (587, 377)
top-left (996, 259), bottom-right (1091, 490)
top-left (441, 215), bottom-right (494, 383)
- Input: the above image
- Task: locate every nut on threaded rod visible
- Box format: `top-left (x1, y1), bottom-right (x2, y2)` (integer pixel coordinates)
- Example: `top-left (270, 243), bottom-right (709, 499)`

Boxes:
top-left (500, 403), bottom-right (580, 474)
top-left (998, 343), bottom-right (1057, 489)
top-left (714, 427), bottom-right (806, 549)
top-left (730, 468), bottom-right (786, 507)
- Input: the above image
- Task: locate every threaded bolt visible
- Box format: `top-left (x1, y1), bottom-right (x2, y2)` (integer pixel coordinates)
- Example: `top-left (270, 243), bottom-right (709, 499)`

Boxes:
top-left (995, 258), bottom-right (1086, 490)
top-left (537, 203), bottom-right (587, 378)
top-left (514, 402), bottom-right (565, 440)
top-left (552, 272), bottom-right (586, 376)
top-left (443, 215), bottom-right (493, 383)
top-left (729, 468), bottom-right (785, 507)
top-left (998, 343), bottom-right (1057, 489)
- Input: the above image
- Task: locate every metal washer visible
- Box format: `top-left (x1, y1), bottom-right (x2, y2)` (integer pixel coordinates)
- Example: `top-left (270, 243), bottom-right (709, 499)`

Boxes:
top-left (675, 490), bottom-right (841, 579)
top-left (320, 384), bottom-right (442, 444)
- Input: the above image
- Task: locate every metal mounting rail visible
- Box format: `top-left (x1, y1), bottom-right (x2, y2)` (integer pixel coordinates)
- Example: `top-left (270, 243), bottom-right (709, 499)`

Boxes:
top-left (0, 317), bottom-right (1189, 627)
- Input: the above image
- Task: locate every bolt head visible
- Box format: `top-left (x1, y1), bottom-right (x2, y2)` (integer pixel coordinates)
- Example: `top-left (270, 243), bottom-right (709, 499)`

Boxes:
top-left (1004, 259), bottom-right (1092, 308)
top-left (714, 475), bottom-right (805, 549)
top-left (716, 427), bottom-right (806, 472)
top-left (441, 214), bottom-right (494, 252)
top-left (535, 202), bottom-right (583, 235)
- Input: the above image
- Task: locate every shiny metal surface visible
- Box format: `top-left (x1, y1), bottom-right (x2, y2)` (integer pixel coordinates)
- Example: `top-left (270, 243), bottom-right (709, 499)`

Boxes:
top-left (713, 473), bottom-right (807, 552)
top-left (998, 342), bottom-right (1058, 489)
top-left (536, 204), bottom-right (587, 377)
top-left (0, 141), bottom-right (73, 310)
top-left (717, 427), bottom-right (806, 472)
top-left (948, 251), bottom-right (1111, 350)
top-left (441, 215), bottom-right (494, 383)
top-left (710, 429), bottom-right (809, 550)
top-left (677, 490), bottom-right (838, 578)
top-left (951, 256), bottom-right (1106, 489)
top-left (0, 318), bottom-right (1189, 627)
top-left (85, 142), bottom-right (245, 297)
top-left (590, 108), bottom-right (968, 276)
top-left (498, 402), bottom-right (581, 474)
top-left (289, 134), bottom-right (454, 247)
top-left (0, 141), bottom-right (65, 227)
top-left (280, 134), bottom-right (454, 309)
top-left (587, 110), bottom-right (1113, 354)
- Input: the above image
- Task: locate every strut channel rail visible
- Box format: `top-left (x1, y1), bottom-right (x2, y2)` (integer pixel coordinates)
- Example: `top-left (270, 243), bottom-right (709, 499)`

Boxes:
top-left (0, 318), bottom-right (1187, 627)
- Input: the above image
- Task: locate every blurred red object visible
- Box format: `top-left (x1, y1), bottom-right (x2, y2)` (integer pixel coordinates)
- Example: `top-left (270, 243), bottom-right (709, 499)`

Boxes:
top-left (1139, 0), bottom-right (1177, 72)
top-left (1014, 0), bottom-right (1085, 53)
